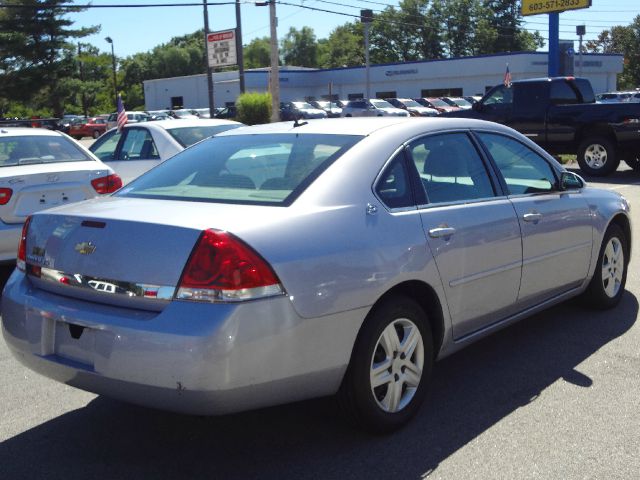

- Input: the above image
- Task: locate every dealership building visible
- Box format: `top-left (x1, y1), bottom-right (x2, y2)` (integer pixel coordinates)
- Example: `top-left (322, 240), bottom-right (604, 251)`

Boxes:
top-left (143, 51), bottom-right (624, 110)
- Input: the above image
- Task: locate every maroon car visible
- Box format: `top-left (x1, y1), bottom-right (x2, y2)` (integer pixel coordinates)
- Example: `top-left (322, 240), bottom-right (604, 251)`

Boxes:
top-left (69, 117), bottom-right (107, 140)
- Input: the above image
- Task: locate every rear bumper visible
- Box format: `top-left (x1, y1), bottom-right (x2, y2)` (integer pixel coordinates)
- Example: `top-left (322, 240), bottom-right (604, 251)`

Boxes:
top-left (1, 271), bottom-right (363, 415)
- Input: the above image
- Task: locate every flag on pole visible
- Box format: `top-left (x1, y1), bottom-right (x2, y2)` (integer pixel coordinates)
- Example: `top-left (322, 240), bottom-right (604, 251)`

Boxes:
top-left (503, 64), bottom-right (512, 87)
top-left (116, 94), bottom-right (127, 132)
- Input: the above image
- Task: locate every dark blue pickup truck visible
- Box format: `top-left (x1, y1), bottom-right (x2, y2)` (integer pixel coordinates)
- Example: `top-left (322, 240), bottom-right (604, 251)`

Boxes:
top-left (443, 77), bottom-right (640, 176)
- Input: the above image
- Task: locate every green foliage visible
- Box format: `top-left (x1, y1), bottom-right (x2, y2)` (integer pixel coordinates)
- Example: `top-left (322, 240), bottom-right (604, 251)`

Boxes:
top-left (586, 16), bottom-right (640, 89)
top-left (236, 92), bottom-right (272, 125)
top-left (318, 23), bottom-right (364, 68)
top-left (0, 0), bottom-right (98, 116)
top-left (281, 27), bottom-right (318, 67)
top-left (244, 37), bottom-right (271, 69)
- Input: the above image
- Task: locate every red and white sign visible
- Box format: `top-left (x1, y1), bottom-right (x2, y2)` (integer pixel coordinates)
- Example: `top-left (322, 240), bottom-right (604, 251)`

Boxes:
top-left (207, 29), bottom-right (237, 68)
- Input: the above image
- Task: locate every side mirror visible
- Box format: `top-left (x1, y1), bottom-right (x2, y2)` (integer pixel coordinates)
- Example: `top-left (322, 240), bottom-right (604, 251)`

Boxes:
top-left (560, 171), bottom-right (585, 190)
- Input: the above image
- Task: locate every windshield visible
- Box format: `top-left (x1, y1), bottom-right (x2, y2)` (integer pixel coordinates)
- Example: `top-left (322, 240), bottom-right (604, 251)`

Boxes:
top-left (452, 98), bottom-right (472, 107)
top-left (118, 133), bottom-right (363, 206)
top-left (429, 98), bottom-right (450, 107)
top-left (0, 135), bottom-right (92, 167)
top-left (166, 124), bottom-right (243, 147)
top-left (371, 99), bottom-right (394, 109)
top-left (401, 99), bottom-right (421, 108)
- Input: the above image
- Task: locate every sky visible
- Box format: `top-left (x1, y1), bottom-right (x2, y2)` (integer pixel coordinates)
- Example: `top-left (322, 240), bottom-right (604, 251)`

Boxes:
top-left (65, 0), bottom-right (639, 59)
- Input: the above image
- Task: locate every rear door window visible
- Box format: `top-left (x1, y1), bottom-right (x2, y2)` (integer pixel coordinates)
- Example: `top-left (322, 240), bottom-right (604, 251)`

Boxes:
top-left (118, 128), bottom-right (159, 160)
top-left (406, 133), bottom-right (496, 204)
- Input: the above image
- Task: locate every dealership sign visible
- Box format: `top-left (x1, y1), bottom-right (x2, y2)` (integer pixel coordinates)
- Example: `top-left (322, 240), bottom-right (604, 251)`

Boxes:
top-left (521, 0), bottom-right (591, 16)
top-left (207, 29), bottom-right (237, 68)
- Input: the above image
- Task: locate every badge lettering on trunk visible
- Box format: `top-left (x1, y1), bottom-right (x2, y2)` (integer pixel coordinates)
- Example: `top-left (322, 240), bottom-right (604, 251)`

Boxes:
top-left (75, 241), bottom-right (96, 255)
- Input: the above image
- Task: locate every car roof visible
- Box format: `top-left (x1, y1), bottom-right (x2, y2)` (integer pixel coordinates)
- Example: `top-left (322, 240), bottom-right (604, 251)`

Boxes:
top-left (215, 117), bottom-right (512, 137)
top-left (150, 119), bottom-right (242, 129)
top-left (0, 127), bottom-right (65, 138)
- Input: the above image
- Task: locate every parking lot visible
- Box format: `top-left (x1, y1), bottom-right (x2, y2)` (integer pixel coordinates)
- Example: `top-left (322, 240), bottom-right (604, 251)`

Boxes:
top-left (0, 162), bottom-right (637, 479)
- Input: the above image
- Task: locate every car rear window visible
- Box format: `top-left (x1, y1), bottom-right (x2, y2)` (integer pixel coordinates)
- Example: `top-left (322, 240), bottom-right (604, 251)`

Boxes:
top-left (166, 124), bottom-right (243, 147)
top-left (0, 135), bottom-right (92, 167)
top-left (117, 133), bottom-right (363, 206)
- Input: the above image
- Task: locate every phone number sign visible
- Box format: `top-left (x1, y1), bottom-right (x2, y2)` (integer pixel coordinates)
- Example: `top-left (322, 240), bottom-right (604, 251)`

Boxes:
top-left (521, 0), bottom-right (591, 16)
top-left (207, 29), bottom-right (237, 67)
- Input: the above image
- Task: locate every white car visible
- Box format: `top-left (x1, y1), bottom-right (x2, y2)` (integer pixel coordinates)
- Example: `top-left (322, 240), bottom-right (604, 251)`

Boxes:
top-left (89, 119), bottom-right (244, 184)
top-left (341, 99), bottom-right (410, 117)
top-left (0, 128), bottom-right (120, 262)
top-left (106, 111), bottom-right (151, 130)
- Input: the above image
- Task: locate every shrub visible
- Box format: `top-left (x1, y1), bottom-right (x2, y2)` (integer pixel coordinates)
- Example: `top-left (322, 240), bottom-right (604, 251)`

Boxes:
top-left (236, 92), bottom-right (272, 125)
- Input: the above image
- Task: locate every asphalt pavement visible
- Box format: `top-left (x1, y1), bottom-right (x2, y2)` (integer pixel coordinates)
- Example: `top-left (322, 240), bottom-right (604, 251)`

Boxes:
top-left (1, 163), bottom-right (639, 480)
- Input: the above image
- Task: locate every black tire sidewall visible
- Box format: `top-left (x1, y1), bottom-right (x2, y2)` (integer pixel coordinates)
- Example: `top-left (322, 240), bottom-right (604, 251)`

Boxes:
top-left (341, 296), bottom-right (433, 433)
top-left (577, 137), bottom-right (618, 176)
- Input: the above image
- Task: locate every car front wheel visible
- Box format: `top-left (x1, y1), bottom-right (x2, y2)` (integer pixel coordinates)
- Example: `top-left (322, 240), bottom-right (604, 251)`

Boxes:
top-left (338, 295), bottom-right (433, 433)
top-left (577, 137), bottom-right (619, 176)
top-left (584, 224), bottom-right (628, 309)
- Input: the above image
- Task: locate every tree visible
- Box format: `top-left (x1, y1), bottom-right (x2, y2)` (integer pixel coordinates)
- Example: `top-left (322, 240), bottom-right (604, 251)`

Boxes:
top-left (244, 37), bottom-right (271, 69)
top-left (586, 16), bottom-right (640, 89)
top-left (0, 0), bottom-right (98, 116)
top-left (318, 23), bottom-right (365, 68)
top-left (281, 27), bottom-right (319, 67)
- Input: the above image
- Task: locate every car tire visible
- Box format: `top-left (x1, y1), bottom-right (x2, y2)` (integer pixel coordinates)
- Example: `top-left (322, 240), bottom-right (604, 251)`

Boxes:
top-left (338, 295), bottom-right (433, 433)
top-left (345, 114), bottom-right (352, 117)
top-left (583, 223), bottom-right (628, 309)
top-left (92, 130), bottom-right (101, 139)
top-left (577, 137), bottom-right (619, 176)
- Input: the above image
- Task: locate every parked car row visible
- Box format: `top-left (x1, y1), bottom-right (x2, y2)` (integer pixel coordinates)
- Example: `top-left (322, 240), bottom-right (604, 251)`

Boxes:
top-left (1, 115), bottom-right (631, 435)
top-left (596, 90), bottom-right (640, 103)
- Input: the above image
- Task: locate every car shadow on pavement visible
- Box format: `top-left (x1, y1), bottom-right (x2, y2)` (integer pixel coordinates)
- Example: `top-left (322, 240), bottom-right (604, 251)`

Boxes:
top-left (1, 293), bottom-right (637, 480)
top-left (566, 164), bottom-right (640, 186)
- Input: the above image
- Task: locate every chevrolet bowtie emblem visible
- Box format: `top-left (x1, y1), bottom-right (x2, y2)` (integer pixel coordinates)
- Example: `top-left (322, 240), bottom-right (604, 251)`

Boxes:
top-left (75, 241), bottom-right (96, 255)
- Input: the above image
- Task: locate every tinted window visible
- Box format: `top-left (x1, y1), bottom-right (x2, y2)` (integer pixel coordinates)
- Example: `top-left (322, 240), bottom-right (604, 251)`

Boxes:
top-left (477, 132), bottom-right (557, 195)
top-left (119, 128), bottom-right (159, 160)
top-left (575, 78), bottom-right (595, 103)
top-left (118, 134), bottom-right (363, 206)
top-left (375, 154), bottom-right (414, 209)
top-left (407, 133), bottom-right (495, 204)
top-left (0, 135), bottom-right (92, 166)
top-left (550, 81), bottom-right (579, 104)
top-left (167, 124), bottom-right (242, 147)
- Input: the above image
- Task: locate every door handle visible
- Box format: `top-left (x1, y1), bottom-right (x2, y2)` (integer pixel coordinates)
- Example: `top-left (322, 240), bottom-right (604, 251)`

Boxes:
top-left (428, 226), bottom-right (456, 238)
top-left (523, 212), bottom-right (543, 223)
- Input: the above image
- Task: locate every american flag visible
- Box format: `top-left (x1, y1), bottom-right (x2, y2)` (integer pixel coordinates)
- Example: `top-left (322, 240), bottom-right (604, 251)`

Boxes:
top-left (503, 64), bottom-right (512, 87)
top-left (116, 94), bottom-right (127, 132)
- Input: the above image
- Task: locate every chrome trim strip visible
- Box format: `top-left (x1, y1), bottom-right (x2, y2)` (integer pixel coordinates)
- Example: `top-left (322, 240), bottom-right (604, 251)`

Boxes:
top-left (449, 260), bottom-right (522, 287)
top-left (31, 265), bottom-right (175, 301)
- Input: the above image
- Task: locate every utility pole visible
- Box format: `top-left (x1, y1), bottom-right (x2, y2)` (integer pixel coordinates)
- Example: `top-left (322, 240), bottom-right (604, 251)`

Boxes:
top-left (236, 0), bottom-right (245, 94)
top-left (269, 0), bottom-right (279, 121)
top-left (203, 0), bottom-right (215, 113)
top-left (78, 43), bottom-right (88, 117)
top-left (361, 10), bottom-right (373, 101)
top-left (577, 25), bottom-right (586, 77)
top-left (105, 37), bottom-right (118, 109)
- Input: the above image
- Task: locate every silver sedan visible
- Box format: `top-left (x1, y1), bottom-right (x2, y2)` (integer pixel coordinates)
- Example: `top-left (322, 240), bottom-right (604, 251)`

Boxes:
top-left (2, 118), bottom-right (631, 432)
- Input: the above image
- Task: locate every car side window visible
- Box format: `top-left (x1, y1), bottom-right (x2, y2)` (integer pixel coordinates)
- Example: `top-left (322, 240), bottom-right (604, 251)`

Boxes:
top-left (375, 153), bottom-right (414, 209)
top-left (406, 133), bottom-right (495, 204)
top-left (483, 85), bottom-right (513, 106)
top-left (477, 132), bottom-right (558, 195)
top-left (118, 128), bottom-right (160, 160)
top-left (90, 130), bottom-right (121, 161)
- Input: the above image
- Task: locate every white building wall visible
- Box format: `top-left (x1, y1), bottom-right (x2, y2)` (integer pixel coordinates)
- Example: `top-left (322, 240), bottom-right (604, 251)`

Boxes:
top-left (143, 52), bottom-right (623, 110)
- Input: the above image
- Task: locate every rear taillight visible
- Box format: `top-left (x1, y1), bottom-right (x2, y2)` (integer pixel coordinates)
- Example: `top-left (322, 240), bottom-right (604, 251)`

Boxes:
top-left (0, 188), bottom-right (12, 205)
top-left (91, 174), bottom-right (123, 194)
top-left (176, 229), bottom-right (284, 303)
top-left (17, 215), bottom-right (31, 271)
